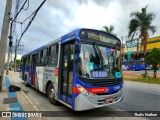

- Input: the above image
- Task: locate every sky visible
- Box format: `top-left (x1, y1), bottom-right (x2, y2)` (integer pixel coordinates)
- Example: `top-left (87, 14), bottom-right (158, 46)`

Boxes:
top-left (0, 0), bottom-right (160, 60)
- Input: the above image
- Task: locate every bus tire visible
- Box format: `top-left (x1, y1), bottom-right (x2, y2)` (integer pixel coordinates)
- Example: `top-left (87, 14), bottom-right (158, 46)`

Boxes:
top-left (132, 68), bottom-right (135, 71)
top-left (24, 75), bottom-right (29, 87)
top-left (47, 84), bottom-right (57, 105)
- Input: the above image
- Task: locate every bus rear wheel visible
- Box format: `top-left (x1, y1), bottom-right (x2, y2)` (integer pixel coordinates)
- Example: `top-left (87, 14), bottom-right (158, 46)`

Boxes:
top-left (47, 84), bottom-right (57, 105)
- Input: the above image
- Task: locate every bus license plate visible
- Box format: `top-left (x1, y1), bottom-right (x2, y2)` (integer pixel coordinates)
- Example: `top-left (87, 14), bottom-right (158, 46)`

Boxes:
top-left (106, 98), bottom-right (113, 102)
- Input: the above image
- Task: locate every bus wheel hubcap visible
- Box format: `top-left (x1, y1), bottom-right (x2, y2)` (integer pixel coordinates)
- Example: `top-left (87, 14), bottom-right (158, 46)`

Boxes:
top-left (49, 89), bottom-right (54, 98)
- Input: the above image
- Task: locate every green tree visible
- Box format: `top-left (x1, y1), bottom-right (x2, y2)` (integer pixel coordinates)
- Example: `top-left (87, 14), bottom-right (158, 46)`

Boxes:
top-left (128, 6), bottom-right (156, 77)
top-left (103, 25), bottom-right (115, 34)
top-left (12, 60), bottom-right (21, 68)
top-left (145, 48), bottom-right (160, 79)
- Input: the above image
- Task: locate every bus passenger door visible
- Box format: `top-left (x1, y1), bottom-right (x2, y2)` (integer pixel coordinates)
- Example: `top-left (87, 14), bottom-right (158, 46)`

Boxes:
top-left (59, 42), bottom-right (74, 105)
top-left (22, 58), bottom-right (26, 80)
top-left (31, 54), bottom-right (37, 87)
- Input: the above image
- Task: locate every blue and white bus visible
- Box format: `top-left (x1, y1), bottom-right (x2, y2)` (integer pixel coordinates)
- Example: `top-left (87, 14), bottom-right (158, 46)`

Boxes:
top-left (122, 60), bottom-right (150, 71)
top-left (20, 28), bottom-right (123, 111)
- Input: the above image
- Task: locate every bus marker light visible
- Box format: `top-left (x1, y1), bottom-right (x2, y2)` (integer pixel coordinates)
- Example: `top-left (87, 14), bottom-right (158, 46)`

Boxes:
top-left (54, 68), bottom-right (58, 76)
top-left (73, 87), bottom-right (79, 94)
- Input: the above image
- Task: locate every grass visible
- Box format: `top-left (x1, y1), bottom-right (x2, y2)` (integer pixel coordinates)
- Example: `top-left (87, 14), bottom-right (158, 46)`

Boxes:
top-left (124, 77), bottom-right (160, 84)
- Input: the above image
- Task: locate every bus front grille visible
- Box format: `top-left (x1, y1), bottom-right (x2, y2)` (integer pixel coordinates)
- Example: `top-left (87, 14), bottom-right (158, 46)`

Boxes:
top-left (90, 80), bottom-right (122, 87)
top-left (78, 77), bottom-right (123, 87)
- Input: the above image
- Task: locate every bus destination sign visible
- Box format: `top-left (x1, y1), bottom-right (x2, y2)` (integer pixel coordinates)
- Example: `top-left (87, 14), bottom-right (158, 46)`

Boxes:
top-left (80, 30), bottom-right (119, 45)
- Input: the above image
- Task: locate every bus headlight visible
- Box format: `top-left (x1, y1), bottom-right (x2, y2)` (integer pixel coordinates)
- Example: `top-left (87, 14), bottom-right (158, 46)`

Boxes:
top-left (76, 84), bottom-right (86, 93)
top-left (76, 84), bottom-right (95, 97)
top-left (76, 84), bottom-right (89, 96)
top-left (91, 93), bottom-right (95, 97)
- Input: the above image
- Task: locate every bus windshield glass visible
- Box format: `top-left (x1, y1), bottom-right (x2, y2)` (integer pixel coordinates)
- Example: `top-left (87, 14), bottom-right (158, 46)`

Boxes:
top-left (77, 43), bottom-right (121, 79)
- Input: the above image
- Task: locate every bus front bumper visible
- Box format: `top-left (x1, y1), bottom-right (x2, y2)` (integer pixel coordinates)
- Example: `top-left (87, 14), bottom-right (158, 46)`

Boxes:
top-left (74, 90), bottom-right (123, 111)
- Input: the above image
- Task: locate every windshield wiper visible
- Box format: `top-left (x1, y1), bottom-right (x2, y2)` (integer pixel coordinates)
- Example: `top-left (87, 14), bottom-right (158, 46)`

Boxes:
top-left (94, 43), bottom-right (104, 67)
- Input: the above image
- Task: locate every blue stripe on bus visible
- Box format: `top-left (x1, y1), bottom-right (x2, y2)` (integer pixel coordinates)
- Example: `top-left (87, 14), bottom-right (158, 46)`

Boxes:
top-left (67, 97), bottom-right (72, 105)
top-left (73, 74), bottom-right (123, 94)
top-left (60, 95), bottom-right (72, 105)
top-left (25, 66), bottom-right (30, 72)
top-left (61, 95), bottom-right (66, 102)
top-left (5, 76), bottom-right (27, 120)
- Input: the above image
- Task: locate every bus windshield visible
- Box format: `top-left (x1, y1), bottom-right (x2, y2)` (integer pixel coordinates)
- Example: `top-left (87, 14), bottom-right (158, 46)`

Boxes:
top-left (77, 43), bottom-right (121, 79)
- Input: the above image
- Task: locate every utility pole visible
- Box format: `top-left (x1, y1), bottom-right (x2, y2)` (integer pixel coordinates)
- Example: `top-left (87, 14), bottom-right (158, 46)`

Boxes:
top-left (6, 46), bottom-right (12, 75)
top-left (6, 27), bottom-right (13, 75)
top-left (0, 0), bottom-right (12, 91)
top-left (6, 0), bottom-right (20, 74)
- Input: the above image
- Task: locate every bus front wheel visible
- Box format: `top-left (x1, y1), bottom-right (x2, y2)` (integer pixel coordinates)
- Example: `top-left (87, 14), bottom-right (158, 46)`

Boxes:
top-left (47, 84), bottom-right (57, 105)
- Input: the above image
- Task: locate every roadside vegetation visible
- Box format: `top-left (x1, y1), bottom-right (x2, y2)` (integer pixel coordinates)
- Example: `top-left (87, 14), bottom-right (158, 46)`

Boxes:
top-left (124, 77), bottom-right (160, 84)
top-left (145, 48), bottom-right (160, 78)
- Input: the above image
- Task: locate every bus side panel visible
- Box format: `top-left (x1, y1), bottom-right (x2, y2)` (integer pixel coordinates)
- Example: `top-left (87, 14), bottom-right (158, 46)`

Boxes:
top-left (36, 66), bottom-right (44, 92)
top-left (25, 66), bottom-right (31, 85)
top-left (43, 67), bottom-right (58, 95)
top-left (29, 66), bottom-right (57, 94)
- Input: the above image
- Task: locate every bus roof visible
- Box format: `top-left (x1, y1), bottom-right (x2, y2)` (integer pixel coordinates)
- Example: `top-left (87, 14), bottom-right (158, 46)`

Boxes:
top-left (22, 28), bottom-right (120, 58)
top-left (61, 28), bottom-right (120, 41)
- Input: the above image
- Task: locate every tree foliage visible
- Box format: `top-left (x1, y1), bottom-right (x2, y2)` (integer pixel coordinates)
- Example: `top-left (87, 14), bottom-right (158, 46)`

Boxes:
top-left (128, 6), bottom-right (156, 53)
top-left (145, 48), bottom-right (160, 78)
top-left (128, 6), bottom-right (156, 78)
top-left (103, 25), bottom-right (115, 34)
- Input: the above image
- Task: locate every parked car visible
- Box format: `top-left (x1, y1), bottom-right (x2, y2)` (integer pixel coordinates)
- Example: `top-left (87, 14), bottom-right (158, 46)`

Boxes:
top-left (17, 68), bottom-right (20, 72)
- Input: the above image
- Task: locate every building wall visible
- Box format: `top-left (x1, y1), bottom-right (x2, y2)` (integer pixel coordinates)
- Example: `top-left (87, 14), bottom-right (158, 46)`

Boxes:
top-left (122, 36), bottom-right (160, 53)
top-left (142, 36), bottom-right (160, 51)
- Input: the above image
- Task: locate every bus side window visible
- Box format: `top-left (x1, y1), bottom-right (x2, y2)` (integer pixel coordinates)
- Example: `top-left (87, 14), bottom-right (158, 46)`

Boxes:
top-left (30, 55), bottom-right (32, 66)
top-left (40, 50), bottom-right (43, 66)
top-left (27, 55), bottom-right (30, 66)
top-left (37, 51), bottom-right (40, 66)
top-left (53, 44), bottom-right (59, 66)
top-left (47, 43), bottom-right (59, 66)
top-left (43, 49), bottom-right (48, 66)
top-left (48, 46), bottom-right (51, 56)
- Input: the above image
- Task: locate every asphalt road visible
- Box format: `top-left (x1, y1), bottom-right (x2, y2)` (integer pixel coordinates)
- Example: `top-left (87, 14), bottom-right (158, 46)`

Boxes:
top-left (111, 81), bottom-right (160, 111)
top-left (10, 72), bottom-right (160, 120)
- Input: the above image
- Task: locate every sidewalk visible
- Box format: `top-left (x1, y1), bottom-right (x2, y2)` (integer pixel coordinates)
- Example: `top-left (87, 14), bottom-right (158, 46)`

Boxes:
top-left (0, 71), bottom-right (45, 120)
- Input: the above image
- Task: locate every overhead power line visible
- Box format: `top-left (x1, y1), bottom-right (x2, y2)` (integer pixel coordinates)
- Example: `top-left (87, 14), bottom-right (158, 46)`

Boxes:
top-left (6, 0), bottom-right (46, 73)
top-left (11, 0), bottom-right (28, 23)
top-left (16, 0), bottom-right (46, 49)
top-left (12, 0), bottom-right (46, 72)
